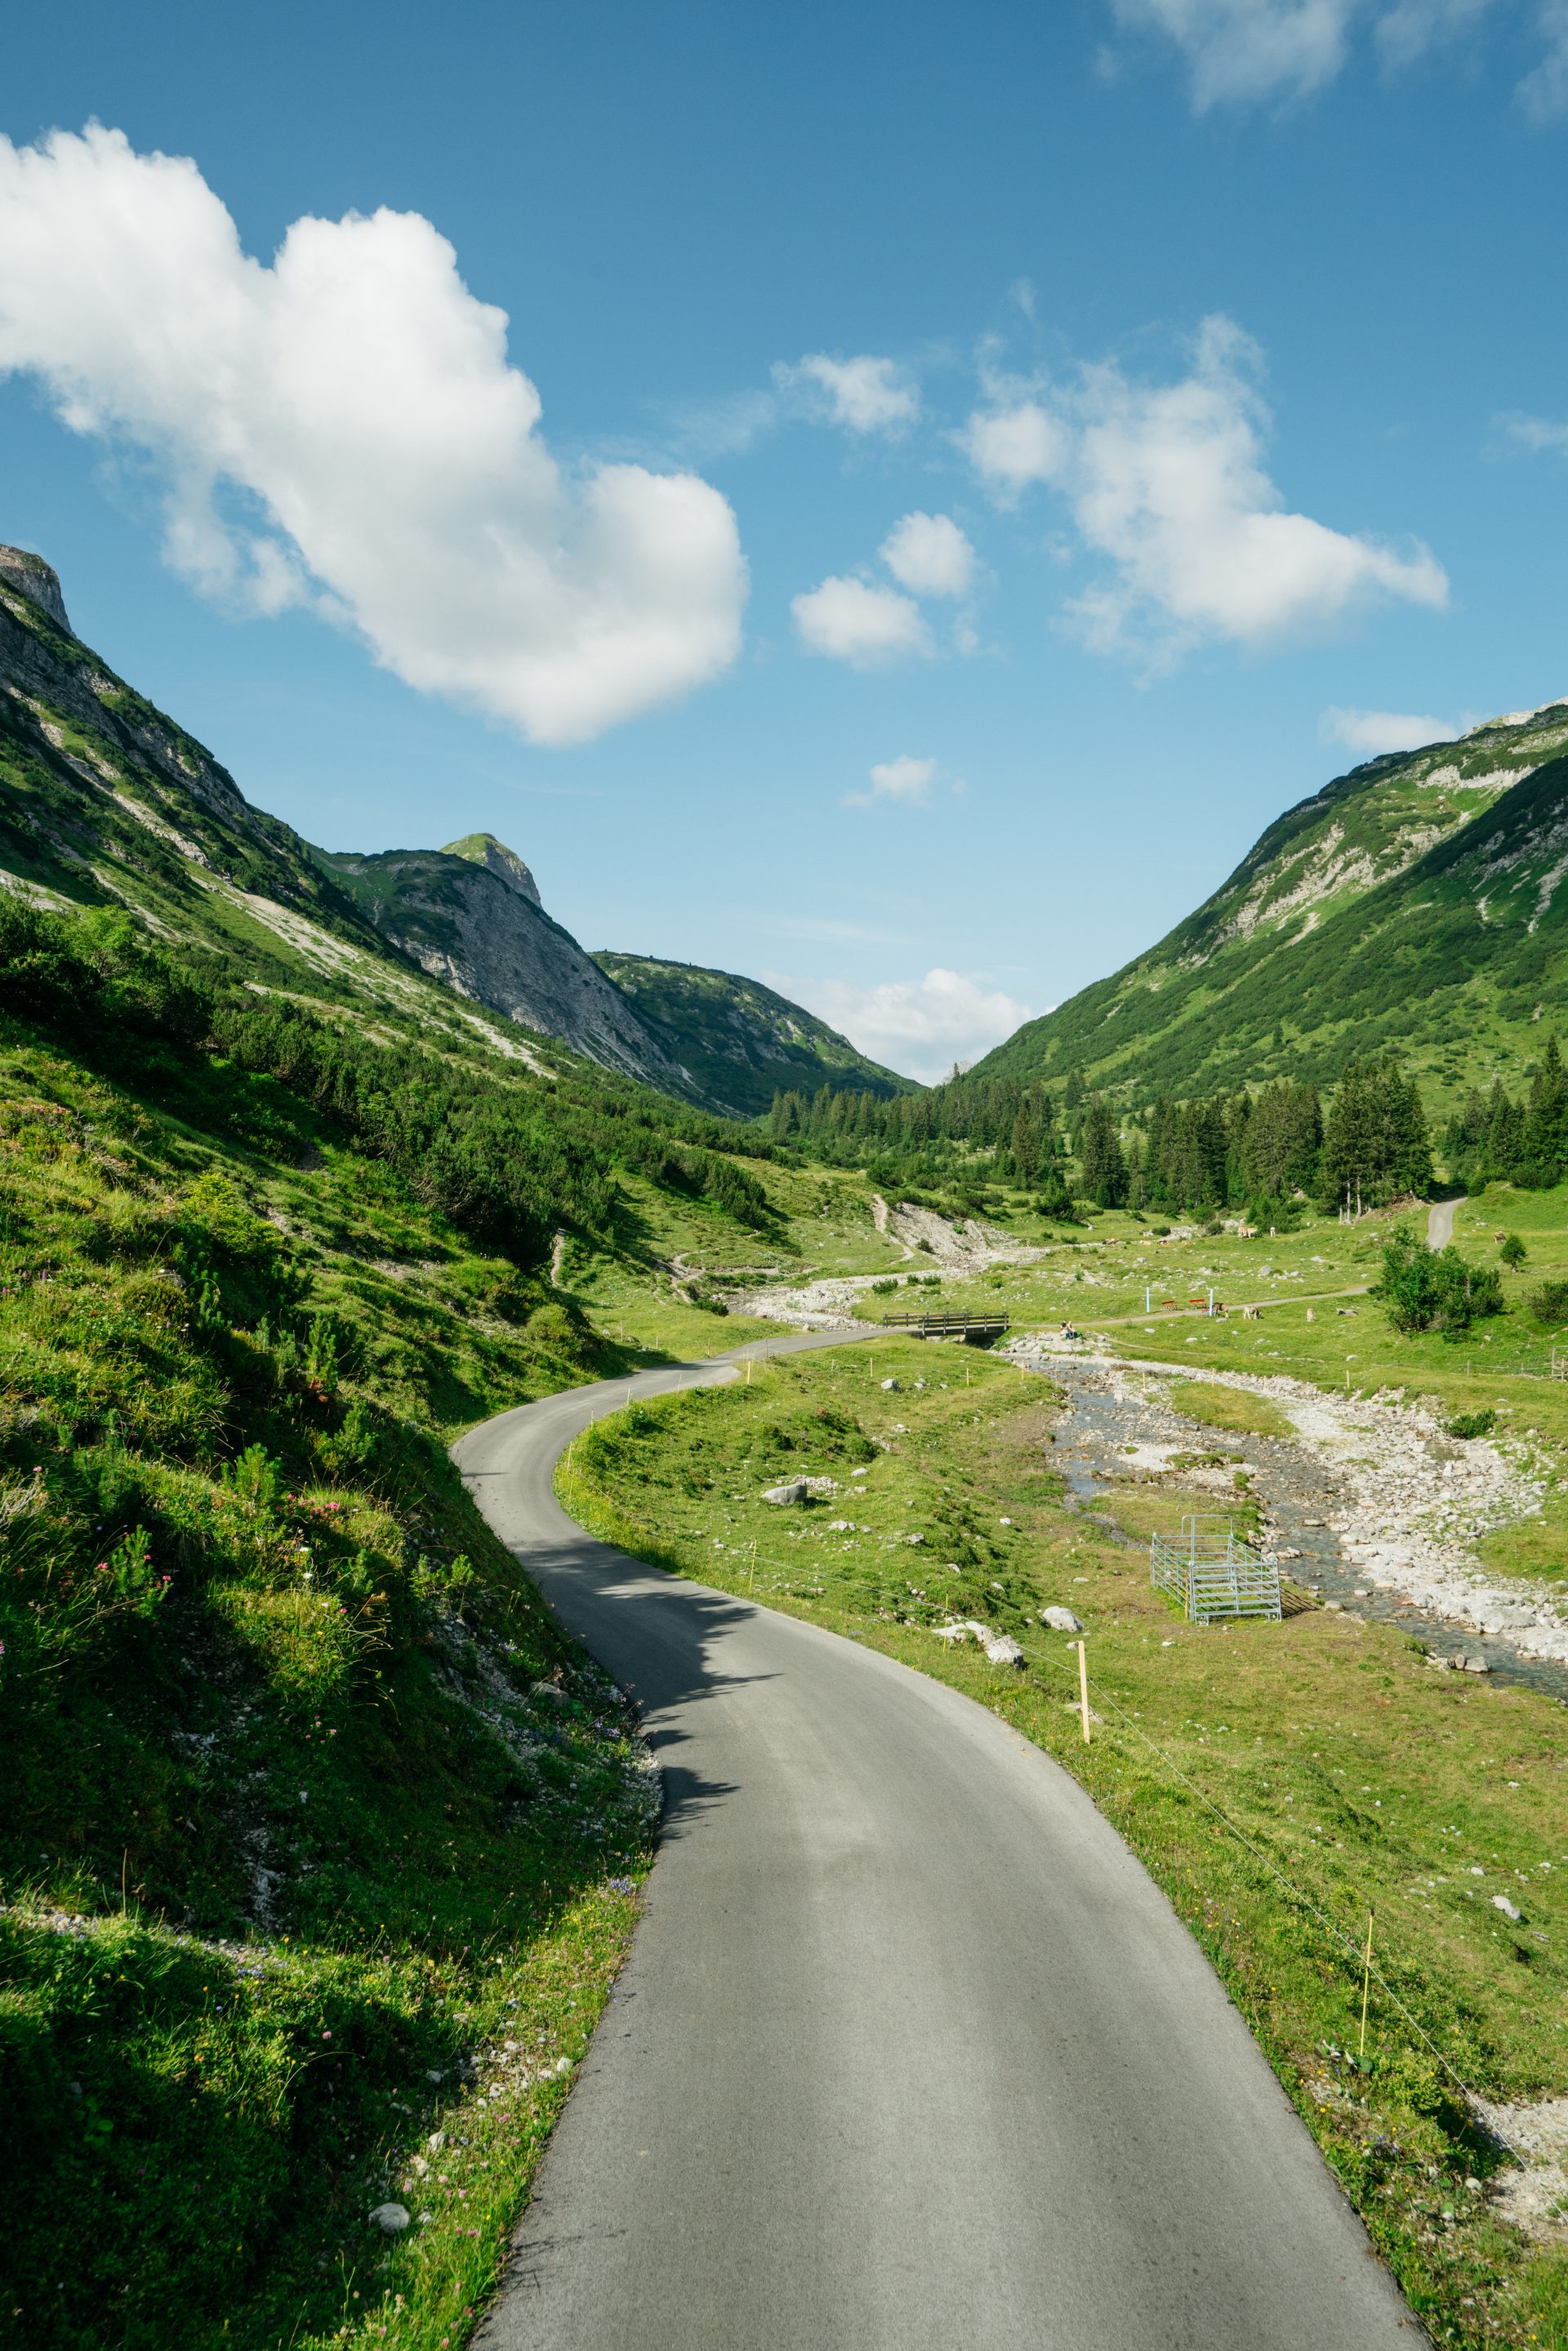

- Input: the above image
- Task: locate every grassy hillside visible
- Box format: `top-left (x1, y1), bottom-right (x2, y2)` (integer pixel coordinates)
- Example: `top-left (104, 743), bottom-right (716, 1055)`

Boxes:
top-left (0, 908), bottom-right (672, 2350)
top-left (591, 952), bottom-right (915, 1118)
top-left (974, 703), bottom-right (1568, 1115)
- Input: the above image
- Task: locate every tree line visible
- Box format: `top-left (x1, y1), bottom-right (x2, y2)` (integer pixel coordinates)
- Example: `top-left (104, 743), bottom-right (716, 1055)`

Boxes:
top-left (1442, 1037), bottom-right (1568, 1191)
top-left (771, 1054), bottom-right (1435, 1222)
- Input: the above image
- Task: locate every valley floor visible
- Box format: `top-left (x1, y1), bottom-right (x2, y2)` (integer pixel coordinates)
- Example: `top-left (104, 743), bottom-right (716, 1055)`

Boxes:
top-left (559, 1331), bottom-right (1568, 2349)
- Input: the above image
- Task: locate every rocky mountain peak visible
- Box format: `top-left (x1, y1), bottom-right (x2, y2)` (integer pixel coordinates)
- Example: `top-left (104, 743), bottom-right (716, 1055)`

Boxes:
top-left (0, 545), bottom-right (73, 635)
top-left (441, 831), bottom-right (541, 906)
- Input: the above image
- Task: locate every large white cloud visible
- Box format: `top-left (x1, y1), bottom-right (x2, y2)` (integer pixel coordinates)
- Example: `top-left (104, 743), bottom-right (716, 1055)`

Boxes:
top-left (0, 126), bottom-right (746, 745)
top-left (964, 317), bottom-right (1446, 661)
top-left (782, 968), bottom-right (1033, 1084)
top-left (791, 574), bottom-right (931, 666)
top-left (880, 511), bottom-right (976, 599)
top-left (774, 352), bottom-right (920, 434)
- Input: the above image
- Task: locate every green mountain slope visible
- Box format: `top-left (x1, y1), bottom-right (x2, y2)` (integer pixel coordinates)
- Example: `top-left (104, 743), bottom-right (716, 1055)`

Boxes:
top-left (973, 701), bottom-right (1568, 1109)
top-left (0, 897), bottom-right (663, 2351)
top-left (0, 548), bottom-right (897, 1120)
top-left (590, 952), bottom-right (915, 1118)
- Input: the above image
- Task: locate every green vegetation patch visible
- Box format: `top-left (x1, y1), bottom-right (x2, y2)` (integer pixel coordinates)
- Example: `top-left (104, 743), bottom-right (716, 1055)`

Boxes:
top-left (1167, 1381), bottom-right (1294, 1439)
top-left (0, 1012), bottom-right (656, 2351)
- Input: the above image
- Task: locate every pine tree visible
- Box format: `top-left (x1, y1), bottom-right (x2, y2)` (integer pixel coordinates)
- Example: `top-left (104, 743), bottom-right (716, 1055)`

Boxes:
top-left (1079, 1102), bottom-right (1129, 1207)
top-left (1526, 1035), bottom-right (1568, 1179)
top-left (1320, 1058), bottom-right (1432, 1209)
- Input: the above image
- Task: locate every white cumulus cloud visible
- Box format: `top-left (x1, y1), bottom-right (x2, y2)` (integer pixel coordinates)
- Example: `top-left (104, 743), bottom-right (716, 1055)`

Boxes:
top-left (1321, 705), bottom-right (1459, 755)
top-left (964, 317), bottom-right (1446, 661)
top-left (844, 754), bottom-right (938, 808)
top-left (791, 575), bottom-right (931, 666)
top-left (785, 968), bottom-right (1032, 1084)
top-left (880, 512), bottom-right (976, 599)
top-left (774, 352), bottom-right (920, 434)
top-left (0, 125), bottom-right (746, 745)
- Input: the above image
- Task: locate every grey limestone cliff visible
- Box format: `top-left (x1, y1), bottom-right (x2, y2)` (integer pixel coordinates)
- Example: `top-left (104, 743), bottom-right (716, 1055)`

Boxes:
top-left (0, 545), bottom-right (73, 635)
top-left (318, 841), bottom-right (695, 1094)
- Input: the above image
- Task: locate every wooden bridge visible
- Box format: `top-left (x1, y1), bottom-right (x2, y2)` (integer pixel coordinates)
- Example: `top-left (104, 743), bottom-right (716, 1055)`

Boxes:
top-left (877, 1309), bottom-right (1010, 1345)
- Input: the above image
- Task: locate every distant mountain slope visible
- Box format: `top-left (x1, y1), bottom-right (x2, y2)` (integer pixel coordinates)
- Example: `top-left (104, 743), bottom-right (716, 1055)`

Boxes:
top-left (318, 839), bottom-right (694, 1096)
top-left (973, 702), bottom-right (1568, 1109)
top-left (0, 545), bottom-right (880, 1119)
top-left (591, 952), bottom-right (916, 1118)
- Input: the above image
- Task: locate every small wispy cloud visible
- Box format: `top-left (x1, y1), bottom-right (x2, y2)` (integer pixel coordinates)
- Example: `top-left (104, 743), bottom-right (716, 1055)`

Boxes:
top-left (962, 316), bottom-right (1446, 665)
top-left (1321, 705), bottom-right (1459, 756)
top-left (1107, 0), bottom-right (1561, 121)
top-left (1494, 409), bottom-right (1568, 455)
top-left (773, 352), bottom-right (920, 434)
top-left (844, 754), bottom-right (938, 808)
top-left (880, 512), bottom-right (976, 599)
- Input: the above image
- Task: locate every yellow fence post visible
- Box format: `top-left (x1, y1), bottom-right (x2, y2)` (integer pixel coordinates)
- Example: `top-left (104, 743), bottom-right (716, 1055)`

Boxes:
top-left (1077, 1640), bottom-right (1091, 1743)
top-left (1360, 1911), bottom-right (1374, 2059)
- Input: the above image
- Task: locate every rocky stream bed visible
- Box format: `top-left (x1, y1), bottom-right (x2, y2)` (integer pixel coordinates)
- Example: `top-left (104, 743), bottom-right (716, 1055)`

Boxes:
top-left (1011, 1343), bottom-right (1568, 1705)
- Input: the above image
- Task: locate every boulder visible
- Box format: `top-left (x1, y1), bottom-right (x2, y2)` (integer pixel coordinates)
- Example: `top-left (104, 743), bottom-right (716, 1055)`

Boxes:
top-left (369, 2203), bottom-right (411, 2235)
top-left (761, 1479), bottom-right (808, 1506)
top-left (880, 1378), bottom-right (901, 1391)
top-left (1040, 1606), bottom-right (1084, 1633)
top-left (934, 1619), bottom-right (1024, 1667)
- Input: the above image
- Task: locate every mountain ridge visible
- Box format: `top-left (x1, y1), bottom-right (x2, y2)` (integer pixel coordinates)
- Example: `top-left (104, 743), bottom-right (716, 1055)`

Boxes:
top-left (591, 951), bottom-right (915, 1118)
top-left (972, 703), bottom-right (1568, 1111)
top-left (0, 545), bottom-right (889, 1120)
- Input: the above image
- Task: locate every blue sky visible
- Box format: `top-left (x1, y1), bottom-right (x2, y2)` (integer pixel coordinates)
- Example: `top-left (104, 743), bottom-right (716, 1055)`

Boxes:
top-left (4, 0), bottom-right (1568, 1078)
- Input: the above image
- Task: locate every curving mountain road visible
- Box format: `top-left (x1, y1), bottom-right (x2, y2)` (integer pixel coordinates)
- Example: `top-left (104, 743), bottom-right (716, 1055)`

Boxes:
top-left (454, 1336), bottom-right (1423, 2351)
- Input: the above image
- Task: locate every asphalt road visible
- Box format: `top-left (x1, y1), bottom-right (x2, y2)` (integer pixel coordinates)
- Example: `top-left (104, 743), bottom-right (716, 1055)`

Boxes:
top-left (454, 1334), bottom-right (1424, 2351)
top-left (1428, 1198), bottom-right (1459, 1249)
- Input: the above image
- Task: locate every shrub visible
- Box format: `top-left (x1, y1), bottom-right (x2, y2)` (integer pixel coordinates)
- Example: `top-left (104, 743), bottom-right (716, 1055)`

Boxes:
top-left (1499, 1233), bottom-right (1527, 1267)
top-left (1446, 1409), bottom-right (1497, 1440)
top-left (1526, 1279), bottom-right (1568, 1326)
top-left (1376, 1227), bottom-right (1505, 1340)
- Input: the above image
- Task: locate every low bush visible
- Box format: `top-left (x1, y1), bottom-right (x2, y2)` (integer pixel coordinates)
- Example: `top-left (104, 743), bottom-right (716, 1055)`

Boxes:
top-left (1526, 1278), bottom-right (1568, 1326)
top-left (1376, 1228), bottom-right (1505, 1341)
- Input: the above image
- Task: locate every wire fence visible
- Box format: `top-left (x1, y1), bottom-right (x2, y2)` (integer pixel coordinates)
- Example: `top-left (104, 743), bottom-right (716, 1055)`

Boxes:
top-left (1013, 1630), bottom-right (1505, 2137)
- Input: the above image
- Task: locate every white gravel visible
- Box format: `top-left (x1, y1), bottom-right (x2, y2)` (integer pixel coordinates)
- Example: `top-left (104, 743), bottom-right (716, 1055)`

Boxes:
top-left (1006, 1342), bottom-right (1568, 1669)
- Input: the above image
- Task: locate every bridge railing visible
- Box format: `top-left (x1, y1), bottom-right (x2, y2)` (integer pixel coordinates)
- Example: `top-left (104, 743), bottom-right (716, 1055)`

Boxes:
top-left (876, 1311), bottom-right (1010, 1338)
top-left (1151, 1514), bottom-right (1282, 1626)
